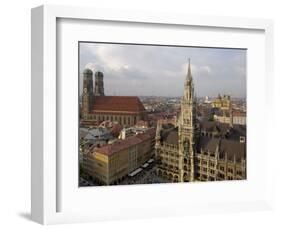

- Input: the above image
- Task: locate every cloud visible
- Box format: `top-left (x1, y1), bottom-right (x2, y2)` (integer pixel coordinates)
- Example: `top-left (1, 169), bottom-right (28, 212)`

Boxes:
top-left (85, 62), bottom-right (105, 72)
top-left (200, 66), bottom-right (212, 75)
top-left (180, 63), bottom-right (212, 77)
top-left (79, 43), bottom-right (246, 97)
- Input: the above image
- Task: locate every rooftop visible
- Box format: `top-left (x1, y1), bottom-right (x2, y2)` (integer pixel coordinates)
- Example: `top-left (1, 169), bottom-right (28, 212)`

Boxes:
top-left (95, 131), bottom-right (152, 156)
top-left (91, 96), bottom-right (146, 113)
top-left (197, 136), bottom-right (246, 161)
top-left (162, 127), bottom-right (179, 145)
top-left (80, 127), bottom-right (111, 140)
top-left (233, 110), bottom-right (246, 117)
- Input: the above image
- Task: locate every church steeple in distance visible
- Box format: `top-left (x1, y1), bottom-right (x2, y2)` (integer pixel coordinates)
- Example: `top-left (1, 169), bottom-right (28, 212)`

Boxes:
top-left (184, 58), bottom-right (194, 101)
top-left (187, 58), bottom-right (192, 81)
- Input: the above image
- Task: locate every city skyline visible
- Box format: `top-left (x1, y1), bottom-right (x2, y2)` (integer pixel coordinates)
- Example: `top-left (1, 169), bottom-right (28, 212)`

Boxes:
top-left (79, 50), bottom-right (247, 186)
top-left (79, 42), bottom-right (246, 98)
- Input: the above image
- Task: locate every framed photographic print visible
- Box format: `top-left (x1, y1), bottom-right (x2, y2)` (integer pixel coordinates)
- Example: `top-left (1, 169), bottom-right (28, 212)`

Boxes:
top-left (31, 5), bottom-right (274, 225)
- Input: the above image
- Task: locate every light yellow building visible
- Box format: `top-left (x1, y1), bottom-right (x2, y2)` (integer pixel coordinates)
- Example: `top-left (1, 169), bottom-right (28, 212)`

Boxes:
top-left (212, 94), bottom-right (231, 110)
top-left (82, 129), bottom-right (155, 185)
top-left (213, 110), bottom-right (231, 124)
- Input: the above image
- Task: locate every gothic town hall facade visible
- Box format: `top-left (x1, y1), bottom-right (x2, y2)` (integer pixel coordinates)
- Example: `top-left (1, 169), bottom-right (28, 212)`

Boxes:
top-left (155, 60), bottom-right (246, 182)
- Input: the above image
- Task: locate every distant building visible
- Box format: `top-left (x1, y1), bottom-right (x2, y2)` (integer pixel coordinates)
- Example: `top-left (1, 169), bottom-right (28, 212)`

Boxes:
top-left (204, 96), bottom-right (211, 104)
top-left (232, 110), bottom-right (246, 125)
top-left (212, 94), bottom-right (231, 110)
top-left (119, 126), bottom-right (155, 140)
top-left (79, 127), bottom-right (112, 153)
top-left (197, 104), bottom-right (213, 121)
top-left (155, 59), bottom-right (246, 183)
top-left (213, 109), bottom-right (231, 124)
top-left (81, 69), bottom-right (147, 127)
top-left (99, 120), bottom-right (123, 137)
top-left (213, 108), bottom-right (246, 126)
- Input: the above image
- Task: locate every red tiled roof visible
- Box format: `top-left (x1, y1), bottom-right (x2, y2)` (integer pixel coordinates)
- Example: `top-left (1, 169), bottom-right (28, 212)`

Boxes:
top-left (92, 96), bottom-right (146, 113)
top-left (95, 137), bottom-right (141, 156)
top-left (135, 132), bottom-right (151, 141)
top-left (232, 110), bottom-right (246, 117)
top-left (95, 131), bottom-right (152, 156)
top-left (110, 123), bottom-right (123, 137)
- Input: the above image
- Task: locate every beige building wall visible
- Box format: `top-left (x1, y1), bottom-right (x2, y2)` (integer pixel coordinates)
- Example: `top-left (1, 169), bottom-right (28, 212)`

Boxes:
top-left (212, 96), bottom-right (231, 110)
top-left (107, 148), bottom-right (130, 184)
top-left (213, 114), bottom-right (231, 124)
top-left (156, 143), bottom-right (246, 182)
top-left (82, 132), bottom-right (154, 185)
top-left (156, 143), bottom-right (180, 182)
top-left (233, 116), bottom-right (246, 125)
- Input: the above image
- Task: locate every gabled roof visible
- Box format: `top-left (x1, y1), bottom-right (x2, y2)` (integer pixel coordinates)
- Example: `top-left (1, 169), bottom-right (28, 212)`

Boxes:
top-left (163, 129), bottom-right (179, 145)
top-left (199, 121), bottom-right (246, 141)
top-left (96, 137), bottom-right (142, 156)
top-left (161, 126), bottom-right (179, 145)
top-left (91, 96), bottom-right (145, 113)
top-left (200, 121), bottom-right (230, 135)
top-left (197, 136), bottom-right (246, 161)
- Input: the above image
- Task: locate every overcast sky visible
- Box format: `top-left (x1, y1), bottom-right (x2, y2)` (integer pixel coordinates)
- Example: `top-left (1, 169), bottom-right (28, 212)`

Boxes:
top-left (79, 42), bottom-right (246, 98)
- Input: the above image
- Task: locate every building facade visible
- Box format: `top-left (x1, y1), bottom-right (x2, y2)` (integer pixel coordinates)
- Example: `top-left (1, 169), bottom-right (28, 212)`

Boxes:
top-left (213, 110), bottom-right (231, 124)
top-left (232, 110), bottom-right (247, 125)
top-left (212, 94), bottom-right (231, 110)
top-left (82, 129), bottom-right (155, 185)
top-left (81, 69), bottom-right (147, 127)
top-left (155, 59), bottom-right (246, 182)
top-left (213, 108), bottom-right (246, 126)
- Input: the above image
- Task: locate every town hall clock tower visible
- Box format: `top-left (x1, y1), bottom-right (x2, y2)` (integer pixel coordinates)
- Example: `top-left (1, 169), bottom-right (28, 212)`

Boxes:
top-left (178, 59), bottom-right (199, 182)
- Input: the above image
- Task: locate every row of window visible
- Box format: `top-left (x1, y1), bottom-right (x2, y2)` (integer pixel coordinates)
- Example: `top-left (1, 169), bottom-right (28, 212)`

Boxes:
top-left (159, 163), bottom-right (179, 171)
top-left (89, 114), bottom-right (137, 125)
top-left (197, 165), bottom-right (244, 175)
top-left (201, 132), bottom-right (217, 138)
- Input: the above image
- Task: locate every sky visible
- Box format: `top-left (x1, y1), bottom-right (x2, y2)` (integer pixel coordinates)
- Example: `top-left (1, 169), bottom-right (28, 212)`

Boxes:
top-left (79, 42), bottom-right (246, 98)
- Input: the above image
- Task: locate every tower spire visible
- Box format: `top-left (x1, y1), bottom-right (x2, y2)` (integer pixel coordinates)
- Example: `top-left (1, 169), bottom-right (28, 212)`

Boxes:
top-left (187, 58), bottom-right (192, 81)
top-left (184, 58), bottom-right (194, 100)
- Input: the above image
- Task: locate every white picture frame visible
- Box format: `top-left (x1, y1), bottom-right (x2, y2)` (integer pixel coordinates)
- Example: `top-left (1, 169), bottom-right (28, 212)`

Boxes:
top-left (31, 4), bottom-right (274, 225)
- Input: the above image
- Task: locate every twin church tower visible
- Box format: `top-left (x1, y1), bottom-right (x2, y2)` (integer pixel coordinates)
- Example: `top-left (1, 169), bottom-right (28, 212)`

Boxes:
top-left (81, 69), bottom-right (105, 117)
top-left (81, 68), bottom-right (147, 126)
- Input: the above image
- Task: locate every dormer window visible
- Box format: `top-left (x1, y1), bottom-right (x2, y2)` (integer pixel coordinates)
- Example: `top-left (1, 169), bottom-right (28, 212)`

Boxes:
top-left (240, 136), bottom-right (246, 143)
